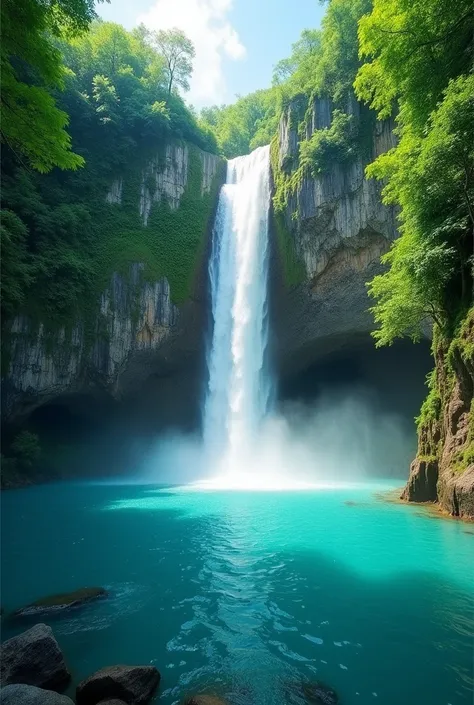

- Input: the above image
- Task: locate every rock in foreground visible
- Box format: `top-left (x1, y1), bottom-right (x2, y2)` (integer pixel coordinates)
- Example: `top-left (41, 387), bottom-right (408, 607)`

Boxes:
top-left (0, 623), bottom-right (70, 691)
top-left (0, 684), bottom-right (74, 705)
top-left (14, 587), bottom-right (108, 617)
top-left (76, 665), bottom-right (161, 705)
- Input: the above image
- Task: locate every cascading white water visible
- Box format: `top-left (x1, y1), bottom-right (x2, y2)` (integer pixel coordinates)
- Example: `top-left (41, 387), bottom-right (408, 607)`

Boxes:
top-left (203, 145), bottom-right (272, 476)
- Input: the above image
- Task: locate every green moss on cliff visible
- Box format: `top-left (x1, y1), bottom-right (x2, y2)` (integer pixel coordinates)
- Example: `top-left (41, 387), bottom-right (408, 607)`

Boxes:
top-left (270, 136), bottom-right (305, 288)
top-left (92, 144), bottom-right (224, 305)
top-left (415, 308), bottom-right (474, 477)
top-left (3, 142), bottom-right (224, 359)
top-left (416, 369), bottom-right (441, 432)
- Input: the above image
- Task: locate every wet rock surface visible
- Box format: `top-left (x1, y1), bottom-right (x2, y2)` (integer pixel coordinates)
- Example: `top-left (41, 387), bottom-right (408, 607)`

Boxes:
top-left (0, 623), bottom-right (70, 691)
top-left (76, 665), bottom-right (161, 705)
top-left (14, 587), bottom-right (107, 617)
top-left (0, 684), bottom-right (74, 705)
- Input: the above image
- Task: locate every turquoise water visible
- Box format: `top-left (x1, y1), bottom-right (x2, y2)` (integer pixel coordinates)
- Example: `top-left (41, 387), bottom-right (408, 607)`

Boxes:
top-left (1, 481), bottom-right (473, 704)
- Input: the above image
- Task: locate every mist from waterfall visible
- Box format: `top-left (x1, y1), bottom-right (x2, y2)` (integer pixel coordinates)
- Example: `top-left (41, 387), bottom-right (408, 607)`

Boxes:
top-left (135, 146), bottom-right (420, 489)
top-left (202, 146), bottom-right (272, 482)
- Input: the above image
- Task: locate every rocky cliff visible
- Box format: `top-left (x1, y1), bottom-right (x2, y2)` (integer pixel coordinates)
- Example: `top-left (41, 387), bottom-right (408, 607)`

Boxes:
top-left (270, 95), bottom-right (398, 376)
top-left (402, 310), bottom-right (474, 519)
top-left (2, 143), bottom-right (225, 422)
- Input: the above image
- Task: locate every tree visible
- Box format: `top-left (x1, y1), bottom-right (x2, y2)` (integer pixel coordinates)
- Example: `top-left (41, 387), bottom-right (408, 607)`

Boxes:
top-left (355, 0), bottom-right (474, 344)
top-left (273, 29), bottom-right (322, 85)
top-left (153, 28), bottom-right (195, 95)
top-left (0, 0), bottom-right (99, 172)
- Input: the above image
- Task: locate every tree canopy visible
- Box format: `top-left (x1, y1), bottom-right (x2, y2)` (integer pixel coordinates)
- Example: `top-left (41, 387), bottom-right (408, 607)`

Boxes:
top-left (356, 0), bottom-right (474, 343)
top-left (0, 0), bottom-right (100, 171)
top-left (153, 28), bottom-right (195, 95)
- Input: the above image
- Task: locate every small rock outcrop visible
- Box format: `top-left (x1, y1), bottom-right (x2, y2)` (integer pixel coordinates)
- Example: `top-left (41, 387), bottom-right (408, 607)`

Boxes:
top-left (76, 665), bottom-right (161, 705)
top-left (402, 309), bottom-right (474, 518)
top-left (0, 684), bottom-right (74, 705)
top-left (0, 623), bottom-right (70, 691)
top-left (14, 587), bottom-right (107, 617)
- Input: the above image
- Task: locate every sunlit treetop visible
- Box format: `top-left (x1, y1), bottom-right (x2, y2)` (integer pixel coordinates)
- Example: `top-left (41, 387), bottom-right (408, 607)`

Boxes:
top-left (355, 0), bottom-right (474, 130)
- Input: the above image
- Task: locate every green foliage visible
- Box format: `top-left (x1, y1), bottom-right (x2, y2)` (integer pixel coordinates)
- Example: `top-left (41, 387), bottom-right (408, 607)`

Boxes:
top-left (153, 28), bottom-right (195, 95)
top-left (91, 144), bottom-right (224, 306)
top-left (200, 89), bottom-right (280, 159)
top-left (270, 137), bottom-right (306, 288)
top-left (268, 0), bottom-right (377, 240)
top-left (11, 431), bottom-right (41, 470)
top-left (416, 369), bottom-right (441, 431)
top-left (299, 110), bottom-right (356, 176)
top-left (275, 0), bottom-right (371, 103)
top-left (1, 15), bottom-right (220, 342)
top-left (363, 73), bottom-right (474, 344)
top-left (355, 0), bottom-right (473, 130)
top-left (0, 0), bottom-right (98, 171)
top-left (0, 210), bottom-right (33, 321)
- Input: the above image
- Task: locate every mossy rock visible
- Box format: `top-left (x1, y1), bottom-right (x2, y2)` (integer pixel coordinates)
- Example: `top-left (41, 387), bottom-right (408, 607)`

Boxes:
top-left (14, 587), bottom-right (107, 617)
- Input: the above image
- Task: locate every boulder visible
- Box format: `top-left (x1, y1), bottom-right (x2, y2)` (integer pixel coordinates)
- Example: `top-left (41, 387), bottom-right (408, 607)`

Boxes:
top-left (76, 665), bottom-right (161, 705)
top-left (0, 623), bottom-right (70, 691)
top-left (0, 684), bottom-right (74, 705)
top-left (14, 587), bottom-right (108, 617)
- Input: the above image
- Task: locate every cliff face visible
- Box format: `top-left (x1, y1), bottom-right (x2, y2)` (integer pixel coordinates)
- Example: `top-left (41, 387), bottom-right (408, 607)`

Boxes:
top-left (402, 310), bottom-right (474, 519)
top-left (271, 96), bottom-right (398, 375)
top-left (3, 143), bottom-right (225, 422)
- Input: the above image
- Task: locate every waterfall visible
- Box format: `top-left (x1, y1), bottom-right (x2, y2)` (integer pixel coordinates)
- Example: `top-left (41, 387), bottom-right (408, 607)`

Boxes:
top-left (204, 145), bottom-right (272, 475)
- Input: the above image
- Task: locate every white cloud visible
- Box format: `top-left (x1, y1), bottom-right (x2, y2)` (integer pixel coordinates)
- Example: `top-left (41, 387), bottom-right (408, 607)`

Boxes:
top-left (137, 0), bottom-right (246, 107)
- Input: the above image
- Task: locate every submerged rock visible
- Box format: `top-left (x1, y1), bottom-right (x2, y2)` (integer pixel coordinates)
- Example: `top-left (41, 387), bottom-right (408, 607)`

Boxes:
top-left (301, 682), bottom-right (338, 704)
top-left (285, 681), bottom-right (338, 705)
top-left (0, 623), bottom-right (70, 691)
top-left (14, 587), bottom-right (107, 617)
top-left (182, 697), bottom-right (229, 705)
top-left (0, 684), bottom-right (74, 705)
top-left (76, 665), bottom-right (161, 705)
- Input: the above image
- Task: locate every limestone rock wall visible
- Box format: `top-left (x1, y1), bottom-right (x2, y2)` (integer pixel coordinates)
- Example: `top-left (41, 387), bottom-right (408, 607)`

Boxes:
top-left (272, 95), bottom-right (398, 375)
top-left (4, 266), bottom-right (179, 419)
top-left (3, 144), bottom-right (225, 422)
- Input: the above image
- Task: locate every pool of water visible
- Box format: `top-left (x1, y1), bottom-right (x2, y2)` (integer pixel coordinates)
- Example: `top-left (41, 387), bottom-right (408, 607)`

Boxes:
top-left (1, 481), bottom-right (473, 704)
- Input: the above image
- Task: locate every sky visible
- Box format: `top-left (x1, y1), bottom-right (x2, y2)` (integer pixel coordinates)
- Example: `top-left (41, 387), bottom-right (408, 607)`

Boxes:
top-left (98, 0), bottom-right (326, 108)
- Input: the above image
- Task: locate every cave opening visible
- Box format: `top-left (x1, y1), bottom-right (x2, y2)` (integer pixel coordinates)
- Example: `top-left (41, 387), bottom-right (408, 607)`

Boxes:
top-left (276, 337), bottom-right (433, 481)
